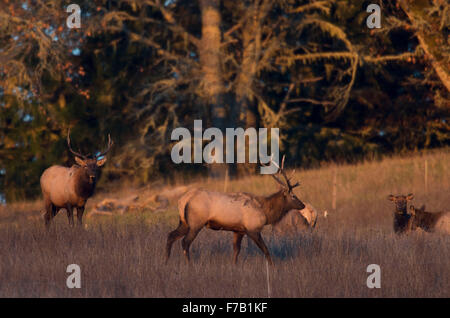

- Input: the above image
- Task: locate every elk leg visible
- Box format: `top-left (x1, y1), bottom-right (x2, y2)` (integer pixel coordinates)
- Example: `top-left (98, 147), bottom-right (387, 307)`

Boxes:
top-left (52, 206), bottom-right (60, 217)
top-left (166, 221), bottom-right (189, 262)
top-left (77, 207), bottom-right (85, 226)
top-left (182, 228), bottom-right (201, 263)
top-left (44, 199), bottom-right (53, 229)
top-left (233, 232), bottom-right (244, 264)
top-left (248, 232), bottom-right (273, 265)
top-left (66, 205), bottom-right (74, 227)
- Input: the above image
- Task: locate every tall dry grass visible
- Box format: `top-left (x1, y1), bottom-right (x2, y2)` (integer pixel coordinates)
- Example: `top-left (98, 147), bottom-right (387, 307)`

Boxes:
top-left (0, 149), bottom-right (449, 297)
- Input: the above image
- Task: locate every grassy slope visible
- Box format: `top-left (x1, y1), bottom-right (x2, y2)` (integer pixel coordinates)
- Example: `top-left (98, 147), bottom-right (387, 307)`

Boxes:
top-left (0, 149), bottom-right (449, 297)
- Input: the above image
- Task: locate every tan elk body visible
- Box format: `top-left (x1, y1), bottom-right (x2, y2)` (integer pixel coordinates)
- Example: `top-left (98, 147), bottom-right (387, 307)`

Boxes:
top-left (40, 130), bottom-right (113, 228)
top-left (166, 156), bottom-right (305, 265)
top-left (41, 165), bottom-right (97, 208)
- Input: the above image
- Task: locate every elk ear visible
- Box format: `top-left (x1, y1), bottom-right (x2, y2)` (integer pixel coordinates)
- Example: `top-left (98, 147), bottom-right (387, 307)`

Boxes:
top-left (75, 156), bottom-right (87, 167)
top-left (406, 193), bottom-right (414, 201)
top-left (388, 195), bottom-right (395, 201)
top-left (96, 157), bottom-right (107, 167)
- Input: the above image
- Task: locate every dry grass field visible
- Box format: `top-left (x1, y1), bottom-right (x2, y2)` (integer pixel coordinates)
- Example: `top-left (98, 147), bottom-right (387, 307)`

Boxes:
top-left (0, 150), bottom-right (449, 297)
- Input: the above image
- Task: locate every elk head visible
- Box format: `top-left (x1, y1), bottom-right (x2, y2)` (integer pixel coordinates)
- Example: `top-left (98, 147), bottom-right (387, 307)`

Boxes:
top-left (67, 129), bottom-right (114, 184)
top-left (409, 204), bottom-right (426, 227)
top-left (268, 155), bottom-right (305, 211)
top-left (388, 193), bottom-right (414, 214)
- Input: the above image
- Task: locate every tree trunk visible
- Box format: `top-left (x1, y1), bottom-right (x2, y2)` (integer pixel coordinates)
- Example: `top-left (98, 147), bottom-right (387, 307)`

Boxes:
top-left (199, 0), bottom-right (228, 178)
top-left (234, 1), bottom-right (269, 176)
top-left (235, 14), bottom-right (259, 176)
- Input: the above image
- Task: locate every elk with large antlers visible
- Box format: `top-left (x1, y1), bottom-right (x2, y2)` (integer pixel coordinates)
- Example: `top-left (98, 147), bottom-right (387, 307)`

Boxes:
top-left (40, 129), bottom-right (113, 228)
top-left (166, 156), bottom-right (305, 265)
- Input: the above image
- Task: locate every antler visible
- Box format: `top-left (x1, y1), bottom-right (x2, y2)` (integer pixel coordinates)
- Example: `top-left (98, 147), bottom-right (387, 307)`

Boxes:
top-left (265, 155), bottom-right (300, 191)
top-left (96, 133), bottom-right (114, 158)
top-left (277, 155), bottom-right (300, 190)
top-left (265, 155), bottom-right (285, 188)
top-left (67, 128), bottom-right (88, 159)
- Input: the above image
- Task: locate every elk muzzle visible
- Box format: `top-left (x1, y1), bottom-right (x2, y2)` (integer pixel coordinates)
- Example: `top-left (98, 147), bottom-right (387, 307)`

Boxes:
top-left (88, 174), bottom-right (96, 184)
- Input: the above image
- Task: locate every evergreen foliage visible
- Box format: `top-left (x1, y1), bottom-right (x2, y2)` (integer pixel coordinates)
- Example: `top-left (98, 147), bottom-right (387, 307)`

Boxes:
top-left (0, 0), bottom-right (448, 201)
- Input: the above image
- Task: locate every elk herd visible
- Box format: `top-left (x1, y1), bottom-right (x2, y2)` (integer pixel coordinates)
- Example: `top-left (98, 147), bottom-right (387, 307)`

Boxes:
top-left (388, 194), bottom-right (450, 235)
top-left (38, 130), bottom-right (449, 265)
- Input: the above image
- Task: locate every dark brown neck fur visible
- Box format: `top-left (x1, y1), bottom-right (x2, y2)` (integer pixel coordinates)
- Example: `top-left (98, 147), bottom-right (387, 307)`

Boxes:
top-left (393, 213), bottom-right (411, 233)
top-left (392, 204), bottom-right (411, 233)
top-left (258, 190), bottom-right (290, 225)
top-left (73, 167), bottom-right (96, 199)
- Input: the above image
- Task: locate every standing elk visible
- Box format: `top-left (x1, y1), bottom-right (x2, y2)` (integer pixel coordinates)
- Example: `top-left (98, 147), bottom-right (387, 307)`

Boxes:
top-left (409, 205), bottom-right (450, 234)
top-left (166, 156), bottom-right (305, 265)
top-left (40, 129), bottom-right (113, 228)
top-left (387, 193), bottom-right (414, 234)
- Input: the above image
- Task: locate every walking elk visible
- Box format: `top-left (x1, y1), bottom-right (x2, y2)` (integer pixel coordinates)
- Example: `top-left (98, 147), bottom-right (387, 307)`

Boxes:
top-left (166, 156), bottom-right (305, 265)
top-left (40, 129), bottom-right (113, 228)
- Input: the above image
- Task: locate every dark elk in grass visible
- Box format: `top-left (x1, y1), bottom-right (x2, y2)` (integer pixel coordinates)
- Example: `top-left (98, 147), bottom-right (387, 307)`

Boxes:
top-left (166, 156), bottom-right (305, 265)
top-left (409, 205), bottom-right (450, 234)
top-left (388, 193), bottom-right (414, 234)
top-left (40, 130), bottom-right (113, 228)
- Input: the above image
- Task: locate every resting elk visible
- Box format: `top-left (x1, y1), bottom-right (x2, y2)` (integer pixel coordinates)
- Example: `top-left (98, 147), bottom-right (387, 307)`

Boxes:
top-left (40, 129), bottom-right (113, 228)
top-left (409, 205), bottom-right (450, 234)
top-left (272, 203), bottom-right (318, 234)
top-left (166, 156), bottom-right (305, 265)
top-left (387, 193), bottom-right (414, 234)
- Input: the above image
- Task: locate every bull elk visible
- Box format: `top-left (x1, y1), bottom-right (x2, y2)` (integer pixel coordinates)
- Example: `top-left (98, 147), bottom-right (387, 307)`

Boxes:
top-left (40, 129), bottom-right (113, 228)
top-left (409, 205), bottom-right (450, 234)
top-left (387, 193), bottom-right (414, 234)
top-left (166, 156), bottom-right (305, 265)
